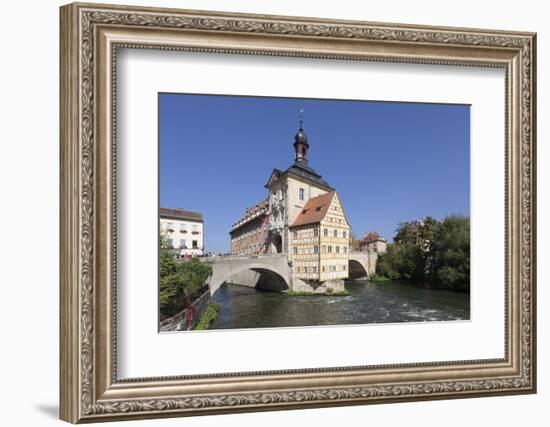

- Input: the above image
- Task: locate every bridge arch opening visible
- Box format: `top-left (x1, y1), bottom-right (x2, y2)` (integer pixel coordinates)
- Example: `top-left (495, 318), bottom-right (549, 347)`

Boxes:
top-left (348, 259), bottom-right (369, 280)
top-left (249, 268), bottom-right (289, 292)
top-left (210, 265), bottom-right (290, 295)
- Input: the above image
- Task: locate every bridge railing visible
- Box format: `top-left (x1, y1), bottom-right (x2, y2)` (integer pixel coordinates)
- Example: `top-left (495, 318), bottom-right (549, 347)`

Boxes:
top-left (200, 253), bottom-right (288, 262)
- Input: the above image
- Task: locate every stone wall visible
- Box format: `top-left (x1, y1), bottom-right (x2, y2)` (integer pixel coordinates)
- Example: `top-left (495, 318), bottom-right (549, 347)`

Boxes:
top-left (292, 278), bottom-right (345, 293)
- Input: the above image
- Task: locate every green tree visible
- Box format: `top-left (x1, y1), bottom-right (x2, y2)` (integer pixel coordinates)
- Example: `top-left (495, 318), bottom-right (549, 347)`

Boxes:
top-left (375, 244), bottom-right (400, 280)
top-left (375, 243), bottom-right (425, 282)
top-left (159, 232), bottom-right (212, 319)
top-left (429, 215), bottom-right (470, 292)
top-left (393, 221), bottom-right (416, 245)
top-left (375, 215), bottom-right (470, 292)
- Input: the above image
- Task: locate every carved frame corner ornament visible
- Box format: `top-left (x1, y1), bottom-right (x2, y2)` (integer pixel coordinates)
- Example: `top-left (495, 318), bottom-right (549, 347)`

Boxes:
top-left (60, 2), bottom-right (537, 423)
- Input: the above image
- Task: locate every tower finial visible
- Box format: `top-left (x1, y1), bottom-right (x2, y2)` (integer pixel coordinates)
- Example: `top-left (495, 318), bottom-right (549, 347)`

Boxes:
top-left (294, 108), bottom-right (309, 163)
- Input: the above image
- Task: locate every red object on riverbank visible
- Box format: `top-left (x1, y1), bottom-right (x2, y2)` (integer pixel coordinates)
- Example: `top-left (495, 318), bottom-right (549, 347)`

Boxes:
top-left (186, 304), bottom-right (196, 330)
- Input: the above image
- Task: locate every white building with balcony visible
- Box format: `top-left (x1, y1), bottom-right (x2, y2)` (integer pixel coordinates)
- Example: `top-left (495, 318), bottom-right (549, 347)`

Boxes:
top-left (160, 207), bottom-right (204, 257)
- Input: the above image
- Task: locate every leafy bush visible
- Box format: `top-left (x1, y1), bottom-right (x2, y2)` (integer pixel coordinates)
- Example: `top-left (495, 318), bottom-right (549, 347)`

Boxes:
top-left (193, 303), bottom-right (220, 330)
top-left (375, 243), bottom-right (424, 282)
top-left (159, 233), bottom-right (212, 319)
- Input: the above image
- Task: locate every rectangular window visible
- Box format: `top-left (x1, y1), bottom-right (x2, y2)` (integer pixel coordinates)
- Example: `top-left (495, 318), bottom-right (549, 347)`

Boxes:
top-left (322, 266), bottom-right (326, 272)
top-left (313, 266), bottom-right (317, 273)
top-left (336, 246), bottom-right (340, 253)
top-left (344, 246), bottom-right (348, 253)
top-left (167, 239), bottom-right (173, 249)
top-left (192, 240), bottom-right (198, 249)
top-left (314, 245), bottom-right (319, 254)
top-left (304, 267), bottom-right (308, 273)
top-left (299, 188), bottom-right (305, 201)
top-left (180, 239), bottom-right (186, 248)
top-left (293, 231), bottom-right (298, 239)
top-left (322, 245), bottom-right (326, 253)
top-left (333, 229), bottom-right (338, 237)
top-left (343, 231), bottom-right (347, 238)
top-left (324, 228), bottom-right (328, 237)
top-left (314, 228), bottom-right (319, 237)
top-left (293, 246), bottom-right (298, 254)
top-left (343, 265), bottom-right (347, 271)
top-left (328, 245), bottom-right (332, 253)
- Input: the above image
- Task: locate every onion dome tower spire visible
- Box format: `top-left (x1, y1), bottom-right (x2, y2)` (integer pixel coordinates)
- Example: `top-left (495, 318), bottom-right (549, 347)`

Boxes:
top-left (293, 109), bottom-right (309, 163)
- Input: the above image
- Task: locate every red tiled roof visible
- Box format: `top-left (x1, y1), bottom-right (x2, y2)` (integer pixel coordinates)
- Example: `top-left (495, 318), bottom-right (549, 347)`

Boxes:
top-left (362, 231), bottom-right (385, 242)
top-left (290, 191), bottom-right (335, 228)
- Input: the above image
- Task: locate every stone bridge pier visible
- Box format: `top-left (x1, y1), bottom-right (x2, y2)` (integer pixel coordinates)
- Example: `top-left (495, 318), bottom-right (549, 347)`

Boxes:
top-left (203, 254), bottom-right (291, 295)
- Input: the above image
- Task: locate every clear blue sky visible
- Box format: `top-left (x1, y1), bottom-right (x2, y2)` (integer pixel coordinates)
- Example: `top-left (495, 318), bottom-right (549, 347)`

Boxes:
top-left (159, 93), bottom-right (470, 253)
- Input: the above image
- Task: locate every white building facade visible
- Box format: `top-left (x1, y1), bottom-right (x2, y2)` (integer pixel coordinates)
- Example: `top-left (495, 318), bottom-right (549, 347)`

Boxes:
top-left (160, 208), bottom-right (204, 257)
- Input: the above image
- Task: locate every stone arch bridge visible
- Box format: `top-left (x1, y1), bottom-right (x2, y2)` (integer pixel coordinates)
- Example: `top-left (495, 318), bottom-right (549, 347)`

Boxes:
top-left (202, 252), bottom-right (376, 295)
top-left (203, 254), bottom-right (290, 295)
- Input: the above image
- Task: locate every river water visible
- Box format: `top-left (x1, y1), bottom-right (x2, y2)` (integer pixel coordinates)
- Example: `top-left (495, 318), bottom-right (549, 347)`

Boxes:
top-left (210, 280), bottom-right (470, 330)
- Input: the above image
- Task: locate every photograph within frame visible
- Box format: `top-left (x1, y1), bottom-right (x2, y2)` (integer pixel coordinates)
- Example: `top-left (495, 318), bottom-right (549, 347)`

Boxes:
top-left (117, 47), bottom-right (506, 377)
top-left (158, 93), bottom-right (471, 333)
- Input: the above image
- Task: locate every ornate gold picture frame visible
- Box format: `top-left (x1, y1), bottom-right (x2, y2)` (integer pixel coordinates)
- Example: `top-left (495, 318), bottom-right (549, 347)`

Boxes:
top-left (60, 2), bottom-right (536, 423)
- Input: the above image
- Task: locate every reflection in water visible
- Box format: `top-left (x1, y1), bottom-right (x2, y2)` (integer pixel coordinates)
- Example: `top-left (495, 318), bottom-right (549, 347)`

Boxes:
top-left (210, 280), bottom-right (470, 330)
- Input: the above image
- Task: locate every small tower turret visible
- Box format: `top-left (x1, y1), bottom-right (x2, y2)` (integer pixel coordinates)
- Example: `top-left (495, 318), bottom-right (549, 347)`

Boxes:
top-left (293, 109), bottom-right (309, 163)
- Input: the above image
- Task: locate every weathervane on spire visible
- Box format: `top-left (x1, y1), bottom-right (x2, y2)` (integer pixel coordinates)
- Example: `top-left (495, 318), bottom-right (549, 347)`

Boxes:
top-left (299, 108), bottom-right (304, 130)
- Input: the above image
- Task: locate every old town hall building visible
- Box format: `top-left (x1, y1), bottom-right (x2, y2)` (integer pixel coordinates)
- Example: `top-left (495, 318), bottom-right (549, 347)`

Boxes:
top-left (230, 117), bottom-right (351, 289)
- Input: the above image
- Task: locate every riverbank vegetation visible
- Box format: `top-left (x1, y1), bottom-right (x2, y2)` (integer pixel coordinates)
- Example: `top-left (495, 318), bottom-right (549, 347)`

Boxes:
top-left (287, 289), bottom-right (350, 296)
top-left (193, 303), bottom-right (220, 330)
top-left (159, 232), bottom-right (212, 320)
top-left (375, 215), bottom-right (470, 292)
top-left (368, 275), bottom-right (391, 283)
